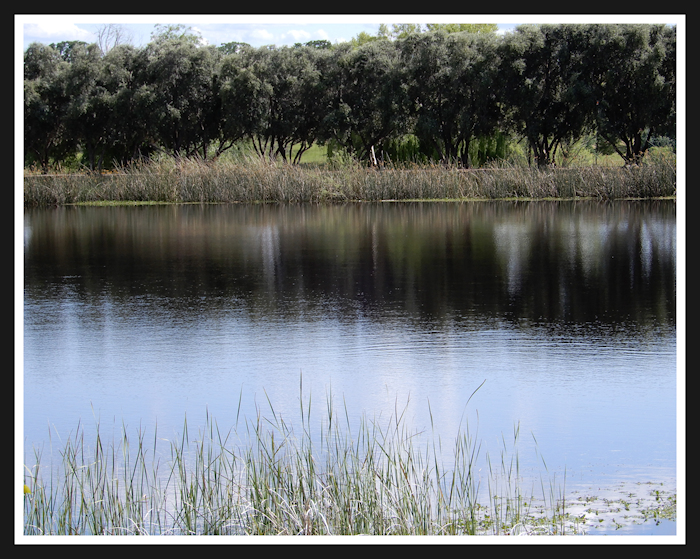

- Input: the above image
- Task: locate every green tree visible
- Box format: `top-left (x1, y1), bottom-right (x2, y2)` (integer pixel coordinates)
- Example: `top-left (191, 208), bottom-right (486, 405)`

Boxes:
top-left (219, 50), bottom-right (268, 152)
top-left (389, 23), bottom-right (424, 39)
top-left (150, 24), bottom-right (203, 45)
top-left (294, 39), bottom-right (332, 50)
top-left (49, 40), bottom-right (90, 62)
top-left (375, 22), bottom-right (497, 40)
top-left (425, 23), bottom-right (498, 34)
top-left (589, 24), bottom-right (676, 164)
top-left (220, 46), bottom-right (327, 163)
top-left (319, 40), bottom-right (408, 162)
top-left (94, 44), bottom-right (155, 166)
top-left (217, 41), bottom-right (251, 55)
top-left (257, 46), bottom-right (326, 163)
top-left (349, 31), bottom-right (384, 48)
top-left (24, 43), bottom-right (73, 172)
top-left (401, 31), bottom-right (502, 166)
top-left (498, 25), bottom-right (597, 166)
top-left (134, 37), bottom-right (222, 158)
top-left (61, 42), bottom-right (114, 171)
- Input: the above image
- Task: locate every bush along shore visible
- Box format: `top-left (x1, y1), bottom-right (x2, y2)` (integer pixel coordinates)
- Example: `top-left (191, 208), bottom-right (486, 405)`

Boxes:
top-left (23, 155), bottom-right (676, 208)
top-left (23, 390), bottom-right (676, 536)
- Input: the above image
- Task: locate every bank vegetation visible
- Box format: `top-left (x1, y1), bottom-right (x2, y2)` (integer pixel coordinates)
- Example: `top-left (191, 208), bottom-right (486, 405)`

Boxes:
top-left (24, 150), bottom-right (676, 207)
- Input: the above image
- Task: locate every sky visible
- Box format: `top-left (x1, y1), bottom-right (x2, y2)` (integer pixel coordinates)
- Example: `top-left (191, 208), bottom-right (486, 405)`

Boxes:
top-left (17, 14), bottom-right (683, 51)
top-left (17, 15), bottom-right (517, 50)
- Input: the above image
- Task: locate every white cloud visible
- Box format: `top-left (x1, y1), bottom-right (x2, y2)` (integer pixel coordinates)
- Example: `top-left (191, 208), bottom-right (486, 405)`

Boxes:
top-left (312, 29), bottom-right (331, 41)
top-left (284, 29), bottom-right (312, 43)
top-left (249, 28), bottom-right (275, 42)
top-left (24, 22), bottom-right (94, 43)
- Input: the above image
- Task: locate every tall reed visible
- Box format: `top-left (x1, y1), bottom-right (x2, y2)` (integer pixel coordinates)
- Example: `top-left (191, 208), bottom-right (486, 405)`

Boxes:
top-left (23, 386), bottom-right (586, 536)
top-left (23, 155), bottom-right (676, 207)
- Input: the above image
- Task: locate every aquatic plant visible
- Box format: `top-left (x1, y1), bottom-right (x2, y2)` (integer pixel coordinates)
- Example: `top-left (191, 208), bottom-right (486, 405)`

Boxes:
top-left (22, 385), bottom-right (591, 536)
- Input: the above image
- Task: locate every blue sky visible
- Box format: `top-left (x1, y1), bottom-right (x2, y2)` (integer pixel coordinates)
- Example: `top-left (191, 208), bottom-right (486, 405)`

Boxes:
top-left (17, 14), bottom-right (682, 51)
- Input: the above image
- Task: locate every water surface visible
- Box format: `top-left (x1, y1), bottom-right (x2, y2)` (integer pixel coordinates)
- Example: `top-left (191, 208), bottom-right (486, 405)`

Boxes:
top-left (23, 200), bottom-right (677, 499)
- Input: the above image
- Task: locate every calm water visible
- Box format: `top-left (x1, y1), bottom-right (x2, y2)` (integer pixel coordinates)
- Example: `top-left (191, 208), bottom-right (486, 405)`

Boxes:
top-left (22, 200), bottom-right (677, 499)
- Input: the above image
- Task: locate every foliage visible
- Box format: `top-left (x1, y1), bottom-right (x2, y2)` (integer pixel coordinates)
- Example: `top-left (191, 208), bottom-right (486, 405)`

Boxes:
top-left (150, 24), bottom-right (204, 46)
top-left (294, 39), bottom-right (333, 50)
top-left (388, 23), bottom-right (424, 39)
top-left (590, 24), bottom-right (676, 164)
top-left (220, 45), bottom-right (328, 163)
top-left (425, 23), bottom-right (498, 34)
top-left (23, 24), bottom-right (677, 171)
top-left (318, 40), bottom-right (409, 162)
top-left (61, 42), bottom-right (112, 172)
top-left (24, 44), bottom-right (72, 172)
top-left (217, 41), bottom-right (252, 55)
top-left (48, 40), bottom-right (90, 62)
top-left (133, 39), bottom-right (222, 159)
top-left (377, 22), bottom-right (498, 40)
top-left (349, 30), bottom-right (386, 48)
top-left (400, 31), bottom-right (502, 166)
top-left (498, 25), bottom-right (598, 166)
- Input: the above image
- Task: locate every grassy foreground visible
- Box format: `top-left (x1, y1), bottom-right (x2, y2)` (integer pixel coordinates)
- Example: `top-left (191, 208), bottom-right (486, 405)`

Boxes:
top-left (23, 153), bottom-right (676, 207)
top-left (24, 386), bottom-right (593, 537)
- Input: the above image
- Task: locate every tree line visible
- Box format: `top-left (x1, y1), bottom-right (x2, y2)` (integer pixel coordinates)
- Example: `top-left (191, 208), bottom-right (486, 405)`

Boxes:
top-left (23, 23), bottom-right (676, 173)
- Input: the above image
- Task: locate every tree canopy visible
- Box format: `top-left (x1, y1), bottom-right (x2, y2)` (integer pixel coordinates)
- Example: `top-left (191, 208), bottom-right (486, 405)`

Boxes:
top-left (589, 24), bottom-right (676, 164)
top-left (24, 23), bottom-right (676, 171)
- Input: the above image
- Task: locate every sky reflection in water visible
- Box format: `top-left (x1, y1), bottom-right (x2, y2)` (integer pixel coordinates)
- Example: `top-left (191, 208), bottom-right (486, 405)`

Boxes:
top-left (23, 200), bottom-right (677, 492)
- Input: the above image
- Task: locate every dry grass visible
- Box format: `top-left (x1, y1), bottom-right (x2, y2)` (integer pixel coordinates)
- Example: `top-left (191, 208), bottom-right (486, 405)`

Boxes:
top-left (23, 154), bottom-right (676, 207)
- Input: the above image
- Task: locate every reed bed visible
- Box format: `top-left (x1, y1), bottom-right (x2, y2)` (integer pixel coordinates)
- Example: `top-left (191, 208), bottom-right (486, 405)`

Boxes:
top-left (22, 387), bottom-right (586, 536)
top-left (23, 155), bottom-right (676, 207)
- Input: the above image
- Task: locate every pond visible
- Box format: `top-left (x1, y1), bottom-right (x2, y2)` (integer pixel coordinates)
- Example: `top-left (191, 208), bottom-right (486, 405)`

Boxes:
top-left (22, 200), bottom-right (678, 534)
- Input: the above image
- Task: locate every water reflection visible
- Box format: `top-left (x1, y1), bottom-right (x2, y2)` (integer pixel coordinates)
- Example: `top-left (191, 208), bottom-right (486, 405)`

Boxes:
top-left (24, 201), bottom-right (676, 329)
top-left (23, 200), bottom-right (677, 492)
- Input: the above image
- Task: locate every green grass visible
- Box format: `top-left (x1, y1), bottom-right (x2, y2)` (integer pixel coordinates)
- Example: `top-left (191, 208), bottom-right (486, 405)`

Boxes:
top-left (23, 384), bottom-right (595, 536)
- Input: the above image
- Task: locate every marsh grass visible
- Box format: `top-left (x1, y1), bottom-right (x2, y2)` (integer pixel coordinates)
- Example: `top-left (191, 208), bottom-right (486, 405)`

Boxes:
top-left (23, 384), bottom-right (589, 537)
top-left (23, 154), bottom-right (676, 207)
